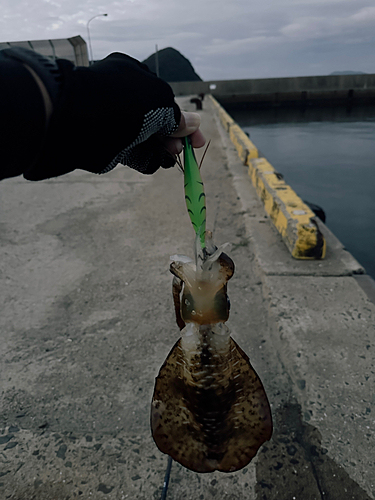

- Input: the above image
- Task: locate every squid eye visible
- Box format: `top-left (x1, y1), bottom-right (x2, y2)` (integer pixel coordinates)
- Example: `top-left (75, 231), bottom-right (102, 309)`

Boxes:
top-left (213, 288), bottom-right (230, 322)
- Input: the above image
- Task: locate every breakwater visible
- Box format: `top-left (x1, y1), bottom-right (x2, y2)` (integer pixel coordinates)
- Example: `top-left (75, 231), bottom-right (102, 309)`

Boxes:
top-left (170, 74), bottom-right (375, 107)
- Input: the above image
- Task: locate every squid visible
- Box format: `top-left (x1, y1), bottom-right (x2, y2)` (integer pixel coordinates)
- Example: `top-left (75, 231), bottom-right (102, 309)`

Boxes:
top-left (151, 138), bottom-right (272, 473)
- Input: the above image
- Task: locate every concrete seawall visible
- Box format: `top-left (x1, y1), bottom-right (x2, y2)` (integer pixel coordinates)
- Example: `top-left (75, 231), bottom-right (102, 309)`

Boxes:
top-left (170, 74), bottom-right (375, 106)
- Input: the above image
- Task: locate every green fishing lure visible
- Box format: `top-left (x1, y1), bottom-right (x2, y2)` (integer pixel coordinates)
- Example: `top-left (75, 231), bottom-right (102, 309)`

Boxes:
top-left (183, 136), bottom-right (206, 249)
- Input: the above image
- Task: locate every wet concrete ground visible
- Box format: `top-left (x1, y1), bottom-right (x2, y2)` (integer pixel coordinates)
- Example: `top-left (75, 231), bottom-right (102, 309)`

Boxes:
top-left (0, 97), bottom-right (374, 499)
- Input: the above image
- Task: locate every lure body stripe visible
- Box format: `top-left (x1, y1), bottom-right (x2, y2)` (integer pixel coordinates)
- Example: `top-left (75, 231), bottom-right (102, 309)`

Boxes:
top-left (183, 137), bottom-right (206, 248)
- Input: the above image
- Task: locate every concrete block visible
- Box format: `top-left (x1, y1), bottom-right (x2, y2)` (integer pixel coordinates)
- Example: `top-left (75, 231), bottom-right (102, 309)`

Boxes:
top-left (248, 157), bottom-right (326, 259)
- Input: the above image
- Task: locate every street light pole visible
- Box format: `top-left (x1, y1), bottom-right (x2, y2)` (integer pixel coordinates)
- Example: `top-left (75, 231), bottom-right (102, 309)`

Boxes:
top-left (86, 13), bottom-right (108, 65)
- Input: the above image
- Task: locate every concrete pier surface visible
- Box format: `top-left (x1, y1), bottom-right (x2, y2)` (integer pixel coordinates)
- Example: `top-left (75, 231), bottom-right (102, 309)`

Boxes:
top-left (1, 96), bottom-right (374, 500)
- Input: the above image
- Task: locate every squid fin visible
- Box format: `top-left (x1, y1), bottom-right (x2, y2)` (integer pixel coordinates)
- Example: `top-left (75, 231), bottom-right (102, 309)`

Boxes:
top-left (151, 337), bottom-right (272, 473)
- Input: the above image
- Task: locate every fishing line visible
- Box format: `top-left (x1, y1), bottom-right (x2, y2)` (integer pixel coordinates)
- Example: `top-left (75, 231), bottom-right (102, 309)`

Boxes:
top-left (160, 456), bottom-right (173, 500)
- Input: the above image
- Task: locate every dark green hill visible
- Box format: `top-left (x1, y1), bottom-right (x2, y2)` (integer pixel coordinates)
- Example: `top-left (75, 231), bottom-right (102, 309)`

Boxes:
top-left (142, 47), bottom-right (202, 82)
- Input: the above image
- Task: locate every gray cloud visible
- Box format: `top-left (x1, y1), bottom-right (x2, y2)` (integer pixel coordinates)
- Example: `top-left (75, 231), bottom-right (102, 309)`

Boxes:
top-left (1, 0), bottom-right (374, 79)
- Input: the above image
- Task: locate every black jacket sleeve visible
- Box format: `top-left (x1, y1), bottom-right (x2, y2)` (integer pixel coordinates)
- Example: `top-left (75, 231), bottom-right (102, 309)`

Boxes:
top-left (0, 48), bottom-right (181, 181)
top-left (0, 50), bottom-right (48, 180)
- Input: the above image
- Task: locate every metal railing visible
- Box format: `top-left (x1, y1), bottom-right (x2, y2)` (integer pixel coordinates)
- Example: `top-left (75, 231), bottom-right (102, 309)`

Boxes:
top-left (0, 35), bottom-right (89, 66)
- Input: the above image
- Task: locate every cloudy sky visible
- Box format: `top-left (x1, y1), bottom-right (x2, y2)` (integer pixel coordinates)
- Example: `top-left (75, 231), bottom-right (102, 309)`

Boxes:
top-left (1, 0), bottom-right (374, 80)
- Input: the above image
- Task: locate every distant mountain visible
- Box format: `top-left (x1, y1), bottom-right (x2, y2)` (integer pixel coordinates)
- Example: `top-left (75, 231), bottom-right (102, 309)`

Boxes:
top-left (142, 47), bottom-right (202, 82)
top-left (330, 71), bottom-right (367, 75)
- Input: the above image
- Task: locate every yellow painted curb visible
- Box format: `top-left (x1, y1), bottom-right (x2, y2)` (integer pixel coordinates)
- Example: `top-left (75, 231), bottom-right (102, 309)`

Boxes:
top-left (210, 95), bottom-right (234, 132)
top-left (229, 124), bottom-right (259, 164)
top-left (209, 95), bottom-right (258, 162)
top-left (209, 95), bottom-right (326, 259)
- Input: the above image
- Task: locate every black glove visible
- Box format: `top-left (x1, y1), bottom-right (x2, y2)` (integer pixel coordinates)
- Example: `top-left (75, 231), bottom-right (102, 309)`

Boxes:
top-left (0, 48), bottom-right (181, 180)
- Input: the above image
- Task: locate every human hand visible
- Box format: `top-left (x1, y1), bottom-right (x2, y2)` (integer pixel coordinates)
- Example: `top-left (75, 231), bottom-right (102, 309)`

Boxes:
top-left (1, 49), bottom-right (201, 180)
top-left (163, 112), bottom-right (206, 156)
